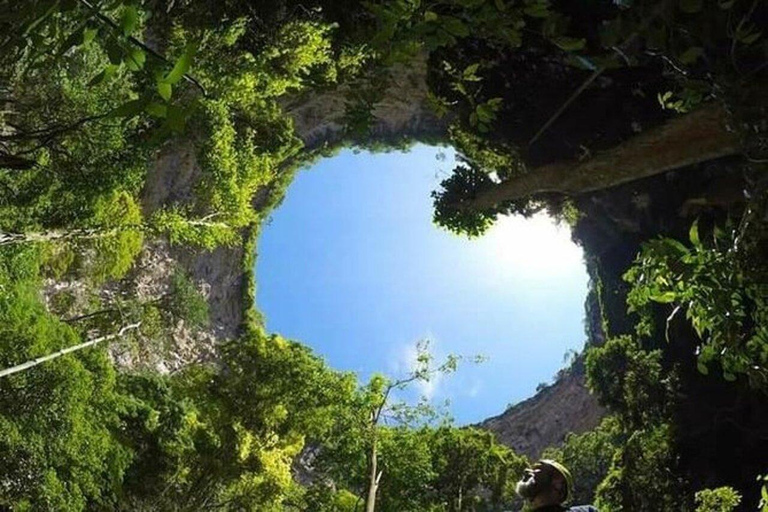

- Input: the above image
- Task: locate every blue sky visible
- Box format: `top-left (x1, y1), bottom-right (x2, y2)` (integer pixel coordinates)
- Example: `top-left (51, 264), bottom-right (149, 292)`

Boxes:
top-left (255, 145), bottom-right (589, 425)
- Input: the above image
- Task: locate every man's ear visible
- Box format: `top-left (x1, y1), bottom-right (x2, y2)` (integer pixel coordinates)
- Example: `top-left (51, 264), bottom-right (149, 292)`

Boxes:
top-left (552, 474), bottom-right (567, 501)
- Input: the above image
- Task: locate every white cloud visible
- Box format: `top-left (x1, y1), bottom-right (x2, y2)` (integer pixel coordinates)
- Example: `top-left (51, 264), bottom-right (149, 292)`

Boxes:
top-left (466, 380), bottom-right (482, 398)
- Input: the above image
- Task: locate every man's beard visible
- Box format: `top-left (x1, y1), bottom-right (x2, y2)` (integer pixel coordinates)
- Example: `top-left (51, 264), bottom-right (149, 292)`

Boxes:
top-left (515, 476), bottom-right (543, 499)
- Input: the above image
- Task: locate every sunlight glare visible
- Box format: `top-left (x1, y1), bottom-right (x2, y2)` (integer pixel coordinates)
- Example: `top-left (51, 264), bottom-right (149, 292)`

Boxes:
top-left (475, 213), bottom-right (584, 281)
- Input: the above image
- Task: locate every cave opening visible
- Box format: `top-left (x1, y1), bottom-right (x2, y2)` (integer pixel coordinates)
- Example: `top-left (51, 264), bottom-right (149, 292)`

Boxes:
top-left (256, 144), bottom-right (590, 425)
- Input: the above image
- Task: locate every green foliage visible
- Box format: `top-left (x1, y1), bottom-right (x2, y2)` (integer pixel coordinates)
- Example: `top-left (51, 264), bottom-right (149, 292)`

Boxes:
top-left (365, 0), bottom-right (585, 61)
top-left (0, 245), bottom-right (130, 510)
top-left (449, 125), bottom-right (526, 180)
top-left (300, 485), bottom-right (360, 511)
top-left (432, 164), bottom-right (499, 237)
top-left (542, 416), bottom-right (623, 506)
top-left (114, 324), bottom-right (359, 510)
top-left (695, 487), bottom-right (742, 512)
top-left (85, 190), bottom-right (144, 283)
top-left (586, 336), bottom-right (674, 428)
top-left (149, 209), bottom-right (239, 249)
top-left (115, 368), bottom-right (223, 509)
top-left (594, 423), bottom-right (687, 512)
top-left (758, 473), bottom-right (768, 512)
top-left (429, 426), bottom-right (527, 511)
top-left (194, 98), bottom-right (300, 229)
top-left (625, 221), bottom-right (768, 387)
top-left (166, 268), bottom-right (210, 329)
top-left (585, 337), bottom-right (687, 511)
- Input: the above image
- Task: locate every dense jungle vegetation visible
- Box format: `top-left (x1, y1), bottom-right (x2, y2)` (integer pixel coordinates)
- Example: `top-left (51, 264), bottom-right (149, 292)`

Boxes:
top-left (0, 0), bottom-right (767, 510)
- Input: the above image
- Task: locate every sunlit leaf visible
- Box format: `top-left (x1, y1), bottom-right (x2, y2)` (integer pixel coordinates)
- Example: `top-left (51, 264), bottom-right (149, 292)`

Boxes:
top-left (163, 42), bottom-right (198, 85)
top-left (689, 220), bottom-right (701, 248)
top-left (157, 81), bottom-right (172, 101)
top-left (125, 48), bottom-right (146, 71)
top-left (651, 292), bottom-right (677, 303)
top-left (83, 27), bottom-right (98, 44)
top-left (120, 5), bottom-right (140, 36)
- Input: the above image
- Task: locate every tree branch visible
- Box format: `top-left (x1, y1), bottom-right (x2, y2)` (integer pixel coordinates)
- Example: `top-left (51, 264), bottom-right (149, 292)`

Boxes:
top-left (78, 0), bottom-right (207, 97)
top-left (463, 103), bottom-right (741, 211)
top-left (0, 323), bottom-right (141, 378)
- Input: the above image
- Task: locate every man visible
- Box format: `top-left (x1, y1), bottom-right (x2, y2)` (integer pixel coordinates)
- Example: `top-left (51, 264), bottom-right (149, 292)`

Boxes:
top-left (515, 459), bottom-right (598, 512)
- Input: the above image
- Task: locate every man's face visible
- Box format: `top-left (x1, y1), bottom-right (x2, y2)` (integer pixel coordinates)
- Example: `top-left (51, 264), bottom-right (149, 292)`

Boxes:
top-left (515, 463), bottom-right (556, 500)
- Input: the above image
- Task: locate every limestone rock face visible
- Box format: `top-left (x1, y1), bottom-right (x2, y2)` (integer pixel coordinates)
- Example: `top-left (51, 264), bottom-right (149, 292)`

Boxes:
top-left (122, 53), bottom-right (446, 371)
top-left (479, 362), bottom-right (605, 459)
top-left (285, 52), bottom-right (447, 149)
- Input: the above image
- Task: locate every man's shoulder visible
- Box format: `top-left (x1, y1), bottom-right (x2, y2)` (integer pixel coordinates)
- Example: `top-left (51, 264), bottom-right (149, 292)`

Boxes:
top-left (568, 506), bottom-right (599, 512)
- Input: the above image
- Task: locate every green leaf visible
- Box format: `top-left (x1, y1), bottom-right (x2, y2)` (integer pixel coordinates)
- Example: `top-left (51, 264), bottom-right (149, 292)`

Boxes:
top-left (88, 64), bottom-right (118, 86)
top-left (120, 5), bottom-right (139, 36)
top-left (145, 102), bottom-right (167, 118)
top-left (662, 238), bottom-right (689, 255)
top-left (553, 36), bottom-right (586, 52)
top-left (424, 10), bottom-right (438, 21)
top-left (441, 17), bottom-right (469, 38)
top-left (83, 27), bottom-right (98, 44)
top-left (157, 82), bottom-right (172, 101)
top-left (464, 63), bottom-right (479, 77)
top-left (679, 46), bottom-right (704, 64)
top-left (723, 371), bottom-right (736, 382)
top-left (163, 42), bottom-right (198, 85)
top-left (739, 30), bottom-right (762, 45)
top-left (125, 47), bottom-right (146, 71)
top-left (689, 220), bottom-right (701, 248)
top-left (107, 98), bottom-right (146, 120)
top-left (697, 361), bottom-right (709, 375)
top-left (523, 4), bottom-right (550, 18)
top-left (679, 0), bottom-right (703, 13)
top-left (651, 291), bottom-right (677, 303)
top-left (718, 0), bottom-right (736, 9)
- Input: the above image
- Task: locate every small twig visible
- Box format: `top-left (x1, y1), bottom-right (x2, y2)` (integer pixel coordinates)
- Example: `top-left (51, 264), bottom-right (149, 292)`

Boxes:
top-left (529, 1), bottom-right (668, 146)
top-left (77, 0), bottom-right (207, 97)
top-left (729, 0), bottom-right (761, 76)
top-left (528, 67), bottom-right (604, 147)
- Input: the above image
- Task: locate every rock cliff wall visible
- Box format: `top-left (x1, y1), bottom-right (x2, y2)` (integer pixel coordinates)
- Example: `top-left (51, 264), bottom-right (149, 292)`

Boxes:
top-left (479, 361), bottom-right (605, 460)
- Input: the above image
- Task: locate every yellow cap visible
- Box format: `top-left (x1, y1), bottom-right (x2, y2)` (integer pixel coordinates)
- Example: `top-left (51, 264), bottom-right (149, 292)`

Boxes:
top-left (538, 459), bottom-right (573, 503)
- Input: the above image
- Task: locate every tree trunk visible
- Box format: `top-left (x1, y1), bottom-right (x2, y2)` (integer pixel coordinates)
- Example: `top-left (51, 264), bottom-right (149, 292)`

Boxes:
top-left (365, 432), bottom-right (381, 512)
top-left (465, 103), bottom-right (741, 211)
top-left (0, 323), bottom-right (141, 378)
top-left (0, 216), bottom-right (230, 246)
